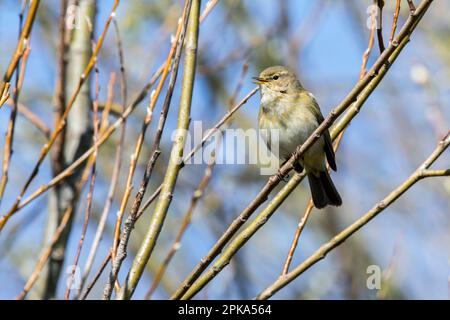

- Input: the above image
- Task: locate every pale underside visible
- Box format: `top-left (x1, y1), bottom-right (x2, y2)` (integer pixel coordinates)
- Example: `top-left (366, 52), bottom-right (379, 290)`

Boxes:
top-left (258, 88), bottom-right (326, 174)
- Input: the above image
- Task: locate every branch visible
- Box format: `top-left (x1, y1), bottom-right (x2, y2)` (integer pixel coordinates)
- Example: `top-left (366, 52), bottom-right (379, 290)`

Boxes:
top-left (0, 42), bottom-right (30, 204)
top-left (171, 0), bottom-right (434, 300)
top-left (51, 0), bottom-right (69, 178)
top-left (15, 101), bottom-right (51, 138)
top-left (0, 1), bottom-right (29, 202)
top-left (0, 0), bottom-right (40, 105)
top-left (77, 77), bottom-right (123, 297)
top-left (115, 0), bottom-right (201, 300)
top-left (7, 63), bottom-right (163, 218)
top-left (64, 42), bottom-right (103, 299)
top-left (43, 0), bottom-right (97, 299)
top-left (200, 0), bottom-right (219, 22)
top-left (407, 0), bottom-right (416, 13)
top-left (376, 0), bottom-right (386, 53)
top-left (281, 200), bottom-right (314, 276)
top-left (80, 251), bottom-right (111, 300)
top-left (389, 0), bottom-right (401, 44)
top-left (256, 131), bottom-right (450, 300)
top-left (0, 83), bottom-right (10, 107)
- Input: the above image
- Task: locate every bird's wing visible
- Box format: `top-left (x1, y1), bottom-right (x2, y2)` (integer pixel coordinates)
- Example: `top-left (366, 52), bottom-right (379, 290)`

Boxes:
top-left (305, 93), bottom-right (337, 171)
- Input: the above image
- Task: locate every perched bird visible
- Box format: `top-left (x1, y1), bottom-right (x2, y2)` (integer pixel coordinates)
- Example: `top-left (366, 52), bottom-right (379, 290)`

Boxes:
top-left (253, 65), bottom-right (342, 209)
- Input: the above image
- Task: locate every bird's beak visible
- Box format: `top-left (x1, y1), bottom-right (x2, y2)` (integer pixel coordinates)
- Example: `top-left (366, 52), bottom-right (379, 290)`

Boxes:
top-left (252, 77), bottom-right (268, 85)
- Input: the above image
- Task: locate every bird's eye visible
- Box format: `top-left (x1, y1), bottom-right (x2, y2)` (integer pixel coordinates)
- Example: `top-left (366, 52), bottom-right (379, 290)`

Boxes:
top-left (272, 75), bottom-right (279, 80)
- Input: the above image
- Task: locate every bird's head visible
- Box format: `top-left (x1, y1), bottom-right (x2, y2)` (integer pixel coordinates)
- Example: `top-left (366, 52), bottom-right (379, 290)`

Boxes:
top-left (252, 66), bottom-right (302, 95)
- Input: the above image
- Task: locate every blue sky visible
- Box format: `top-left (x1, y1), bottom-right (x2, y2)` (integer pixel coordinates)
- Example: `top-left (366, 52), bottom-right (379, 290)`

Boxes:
top-left (0, 0), bottom-right (449, 299)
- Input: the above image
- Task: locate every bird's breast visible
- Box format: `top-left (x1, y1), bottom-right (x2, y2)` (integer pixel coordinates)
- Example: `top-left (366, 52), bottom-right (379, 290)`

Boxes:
top-left (259, 96), bottom-right (321, 161)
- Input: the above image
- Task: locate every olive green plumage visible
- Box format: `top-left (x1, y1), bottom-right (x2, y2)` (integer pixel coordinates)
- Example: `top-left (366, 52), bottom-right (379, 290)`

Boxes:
top-left (254, 65), bottom-right (342, 209)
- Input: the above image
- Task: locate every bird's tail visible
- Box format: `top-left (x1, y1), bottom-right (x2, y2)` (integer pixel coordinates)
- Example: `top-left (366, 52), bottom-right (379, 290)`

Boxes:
top-left (307, 171), bottom-right (342, 209)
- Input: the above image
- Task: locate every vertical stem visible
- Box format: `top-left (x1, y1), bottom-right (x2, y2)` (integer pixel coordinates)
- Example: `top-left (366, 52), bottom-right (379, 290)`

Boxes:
top-left (0, 3), bottom-right (29, 204)
top-left (52, 0), bottom-right (69, 178)
top-left (376, 0), bottom-right (385, 53)
top-left (116, 0), bottom-right (201, 300)
top-left (43, 0), bottom-right (96, 299)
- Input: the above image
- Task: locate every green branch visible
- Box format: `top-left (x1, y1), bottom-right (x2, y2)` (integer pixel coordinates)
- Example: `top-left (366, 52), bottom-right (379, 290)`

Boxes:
top-left (116, 0), bottom-right (201, 300)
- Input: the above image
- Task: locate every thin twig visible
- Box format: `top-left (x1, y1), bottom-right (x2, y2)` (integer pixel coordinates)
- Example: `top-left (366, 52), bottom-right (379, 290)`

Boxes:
top-left (376, 0), bottom-right (386, 53)
top-left (407, 0), bottom-right (416, 13)
top-left (0, 1), bottom-right (28, 203)
top-left (199, 0), bottom-right (219, 22)
top-left (0, 43), bottom-right (30, 204)
top-left (9, 64), bottom-right (164, 215)
top-left (76, 73), bottom-right (119, 299)
top-left (281, 128), bottom-right (347, 276)
top-left (65, 51), bottom-right (102, 300)
top-left (14, 101), bottom-right (51, 138)
top-left (75, 74), bottom-right (122, 299)
top-left (281, 200), bottom-right (314, 276)
top-left (16, 154), bottom-right (99, 299)
top-left (0, 0), bottom-right (40, 103)
top-left (80, 251), bottom-right (112, 300)
top-left (51, 0), bottom-right (69, 177)
top-left (0, 83), bottom-right (10, 107)
top-left (389, 0), bottom-right (401, 44)
top-left (16, 204), bottom-right (74, 299)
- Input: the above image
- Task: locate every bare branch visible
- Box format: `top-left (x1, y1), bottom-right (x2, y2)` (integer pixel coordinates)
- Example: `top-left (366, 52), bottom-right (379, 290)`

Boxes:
top-left (389, 0), bottom-right (401, 44)
top-left (376, 0), bottom-right (386, 53)
top-left (407, 0), bottom-right (416, 13)
top-left (281, 200), bottom-right (314, 276)
top-left (0, 0), bottom-right (40, 104)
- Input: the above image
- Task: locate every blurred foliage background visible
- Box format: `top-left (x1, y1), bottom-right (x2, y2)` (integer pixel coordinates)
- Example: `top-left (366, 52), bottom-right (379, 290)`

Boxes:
top-left (0, 0), bottom-right (449, 299)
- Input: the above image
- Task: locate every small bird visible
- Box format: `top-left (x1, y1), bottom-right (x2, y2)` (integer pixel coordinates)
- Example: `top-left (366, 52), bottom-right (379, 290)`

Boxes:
top-left (253, 65), bottom-right (342, 209)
